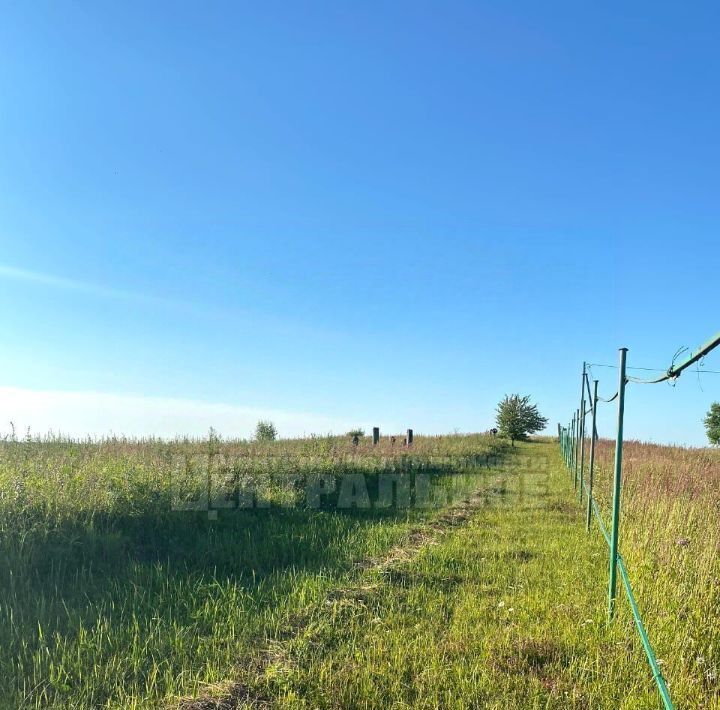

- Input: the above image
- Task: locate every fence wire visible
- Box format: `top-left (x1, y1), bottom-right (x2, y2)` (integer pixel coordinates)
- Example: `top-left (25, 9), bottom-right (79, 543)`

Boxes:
top-left (558, 330), bottom-right (720, 709)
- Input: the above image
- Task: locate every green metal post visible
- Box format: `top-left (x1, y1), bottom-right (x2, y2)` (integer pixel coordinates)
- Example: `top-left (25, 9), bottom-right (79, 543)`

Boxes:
top-left (565, 420), bottom-right (572, 473)
top-left (579, 395), bottom-right (586, 502)
top-left (567, 424), bottom-right (571, 468)
top-left (578, 367), bottom-right (587, 503)
top-left (573, 408), bottom-right (580, 489)
top-left (608, 347), bottom-right (628, 621)
top-left (571, 412), bottom-right (577, 479)
top-left (574, 409), bottom-right (579, 478)
top-left (585, 379), bottom-right (599, 532)
top-left (566, 418), bottom-right (571, 469)
top-left (564, 425), bottom-right (569, 467)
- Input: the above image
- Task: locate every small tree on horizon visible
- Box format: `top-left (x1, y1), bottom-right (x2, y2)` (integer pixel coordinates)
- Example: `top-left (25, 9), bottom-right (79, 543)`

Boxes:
top-left (255, 420), bottom-right (277, 442)
top-left (704, 402), bottom-right (720, 446)
top-left (496, 394), bottom-right (548, 446)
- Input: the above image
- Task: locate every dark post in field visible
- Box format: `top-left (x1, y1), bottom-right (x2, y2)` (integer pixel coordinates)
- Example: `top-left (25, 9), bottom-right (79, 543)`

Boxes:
top-left (372, 427), bottom-right (380, 446)
top-left (608, 347), bottom-right (628, 621)
top-left (406, 429), bottom-right (413, 446)
top-left (586, 379), bottom-right (599, 532)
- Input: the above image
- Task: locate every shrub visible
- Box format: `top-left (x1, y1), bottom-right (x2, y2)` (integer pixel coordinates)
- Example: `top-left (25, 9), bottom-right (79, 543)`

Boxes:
top-left (496, 394), bottom-right (548, 445)
top-left (255, 420), bottom-right (277, 442)
top-left (704, 402), bottom-right (720, 446)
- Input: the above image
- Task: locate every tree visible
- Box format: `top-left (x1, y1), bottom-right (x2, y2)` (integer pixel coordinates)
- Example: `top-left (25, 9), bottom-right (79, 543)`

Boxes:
top-left (255, 420), bottom-right (277, 442)
top-left (495, 394), bottom-right (548, 445)
top-left (704, 403), bottom-right (720, 446)
top-left (347, 429), bottom-right (365, 438)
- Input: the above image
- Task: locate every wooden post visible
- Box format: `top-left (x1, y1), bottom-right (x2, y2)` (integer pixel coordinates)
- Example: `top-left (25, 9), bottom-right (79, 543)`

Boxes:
top-left (406, 428), bottom-right (413, 446)
top-left (372, 427), bottom-right (380, 445)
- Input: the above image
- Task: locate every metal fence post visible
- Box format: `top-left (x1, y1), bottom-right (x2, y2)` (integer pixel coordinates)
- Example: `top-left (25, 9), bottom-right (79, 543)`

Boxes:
top-left (574, 408), bottom-right (580, 489)
top-left (571, 413), bottom-right (576, 478)
top-left (575, 362), bottom-right (587, 502)
top-left (578, 367), bottom-right (587, 503)
top-left (573, 411), bottom-right (579, 475)
top-left (608, 347), bottom-right (628, 621)
top-left (586, 379), bottom-right (599, 532)
top-left (579, 401), bottom-right (586, 501)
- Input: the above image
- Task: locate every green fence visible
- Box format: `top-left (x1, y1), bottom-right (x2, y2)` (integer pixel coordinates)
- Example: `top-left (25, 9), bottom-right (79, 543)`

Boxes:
top-left (559, 330), bottom-right (720, 710)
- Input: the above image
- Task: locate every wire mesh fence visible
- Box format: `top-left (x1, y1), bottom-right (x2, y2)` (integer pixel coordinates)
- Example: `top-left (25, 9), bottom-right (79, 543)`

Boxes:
top-left (558, 331), bottom-right (720, 710)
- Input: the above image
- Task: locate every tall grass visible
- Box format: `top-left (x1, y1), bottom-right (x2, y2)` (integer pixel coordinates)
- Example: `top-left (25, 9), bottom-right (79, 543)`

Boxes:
top-left (590, 439), bottom-right (720, 704)
top-left (3, 431), bottom-right (718, 707)
top-left (0, 432), bottom-right (505, 708)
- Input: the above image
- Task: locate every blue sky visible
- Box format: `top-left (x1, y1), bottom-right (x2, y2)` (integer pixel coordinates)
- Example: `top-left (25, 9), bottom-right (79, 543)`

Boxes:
top-left (1, 1), bottom-right (719, 443)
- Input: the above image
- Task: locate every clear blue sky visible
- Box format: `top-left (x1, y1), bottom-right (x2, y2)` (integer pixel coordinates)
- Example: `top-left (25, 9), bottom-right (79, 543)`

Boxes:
top-left (1, 2), bottom-right (719, 444)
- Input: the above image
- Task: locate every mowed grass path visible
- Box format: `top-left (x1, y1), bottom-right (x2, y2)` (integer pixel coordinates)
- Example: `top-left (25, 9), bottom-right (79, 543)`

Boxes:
top-left (208, 441), bottom-right (673, 709)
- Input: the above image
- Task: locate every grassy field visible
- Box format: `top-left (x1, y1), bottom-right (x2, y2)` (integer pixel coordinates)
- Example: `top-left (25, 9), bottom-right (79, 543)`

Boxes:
top-left (1, 433), bottom-right (718, 708)
top-left (589, 438), bottom-right (720, 706)
top-left (0, 433), bottom-right (506, 708)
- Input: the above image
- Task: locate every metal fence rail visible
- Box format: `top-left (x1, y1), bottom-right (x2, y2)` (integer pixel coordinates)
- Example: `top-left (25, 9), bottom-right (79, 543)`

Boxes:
top-left (558, 329), bottom-right (720, 710)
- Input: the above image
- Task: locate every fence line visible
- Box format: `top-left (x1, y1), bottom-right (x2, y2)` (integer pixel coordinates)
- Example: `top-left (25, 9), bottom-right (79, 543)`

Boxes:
top-left (558, 329), bottom-right (720, 710)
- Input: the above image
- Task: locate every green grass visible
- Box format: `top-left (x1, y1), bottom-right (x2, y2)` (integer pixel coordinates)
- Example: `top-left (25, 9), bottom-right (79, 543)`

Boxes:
top-left (218, 440), bottom-right (673, 709)
top-left (0, 434), bottom-right (505, 708)
top-left (2, 435), bottom-right (718, 708)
